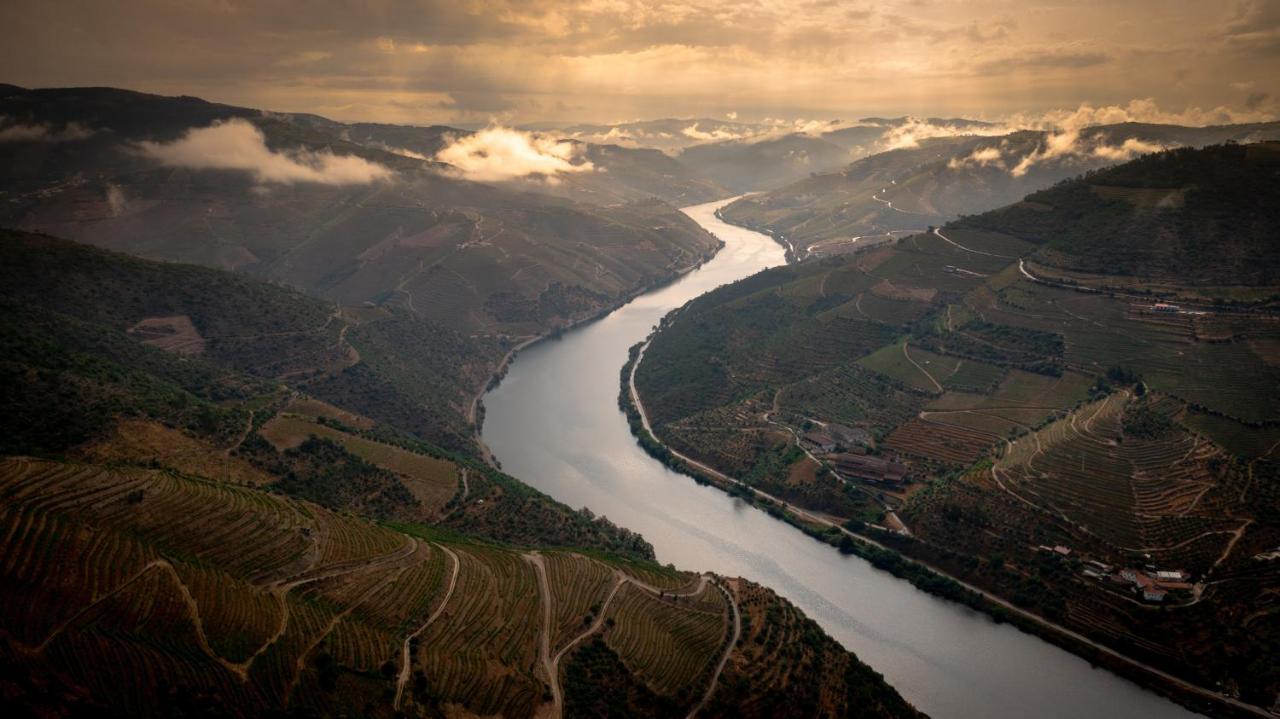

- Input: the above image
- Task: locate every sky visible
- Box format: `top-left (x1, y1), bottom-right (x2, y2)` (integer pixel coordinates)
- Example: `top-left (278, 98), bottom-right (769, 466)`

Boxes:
top-left (2, 0), bottom-right (1278, 127)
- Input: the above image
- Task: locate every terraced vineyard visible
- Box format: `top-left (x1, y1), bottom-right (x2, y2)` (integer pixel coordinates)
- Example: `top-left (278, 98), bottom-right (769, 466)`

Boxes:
top-left (4, 455), bottom-right (903, 718)
top-left (991, 393), bottom-right (1243, 569)
top-left (602, 582), bottom-right (727, 699)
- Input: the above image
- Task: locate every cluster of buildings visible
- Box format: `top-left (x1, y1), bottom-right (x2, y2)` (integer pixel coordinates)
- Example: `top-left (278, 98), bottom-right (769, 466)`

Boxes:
top-left (800, 424), bottom-right (910, 486)
top-left (1112, 567), bottom-right (1193, 603)
top-left (1043, 547), bottom-right (1195, 603)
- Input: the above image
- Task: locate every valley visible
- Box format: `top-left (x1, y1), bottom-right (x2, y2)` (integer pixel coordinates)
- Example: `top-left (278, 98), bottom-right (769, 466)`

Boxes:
top-left (483, 199), bottom-right (1204, 719)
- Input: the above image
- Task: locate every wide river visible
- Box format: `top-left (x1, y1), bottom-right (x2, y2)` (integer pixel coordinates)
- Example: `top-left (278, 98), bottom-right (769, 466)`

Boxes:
top-left (482, 198), bottom-right (1198, 719)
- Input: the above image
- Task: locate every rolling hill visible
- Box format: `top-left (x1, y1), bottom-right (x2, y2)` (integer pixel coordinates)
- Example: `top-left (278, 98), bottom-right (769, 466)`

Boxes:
top-left (720, 122), bottom-right (1280, 256)
top-left (632, 143), bottom-right (1280, 712)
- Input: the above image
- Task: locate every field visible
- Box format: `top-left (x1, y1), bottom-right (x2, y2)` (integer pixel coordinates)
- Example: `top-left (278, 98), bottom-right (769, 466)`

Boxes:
top-left (259, 414), bottom-right (459, 516)
top-left (4, 455), bottom-right (872, 718)
top-left (991, 393), bottom-right (1243, 568)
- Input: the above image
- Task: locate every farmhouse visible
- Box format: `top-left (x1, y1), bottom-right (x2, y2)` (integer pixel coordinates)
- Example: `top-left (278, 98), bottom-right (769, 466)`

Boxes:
top-left (802, 430), bottom-right (837, 454)
top-left (830, 453), bottom-right (909, 485)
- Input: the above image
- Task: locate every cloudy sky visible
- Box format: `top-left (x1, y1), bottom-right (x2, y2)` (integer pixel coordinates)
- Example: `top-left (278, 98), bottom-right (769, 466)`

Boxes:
top-left (2, 0), bottom-right (1278, 126)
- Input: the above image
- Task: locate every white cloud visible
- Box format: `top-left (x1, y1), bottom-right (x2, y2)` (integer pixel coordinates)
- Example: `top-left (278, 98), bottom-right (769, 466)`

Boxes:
top-left (1009, 98), bottom-right (1276, 133)
top-left (138, 118), bottom-right (393, 185)
top-left (1091, 137), bottom-right (1167, 161)
top-left (880, 118), bottom-right (1012, 150)
top-left (435, 126), bottom-right (594, 182)
top-left (0, 117), bottom-right (94, 143)
top-left (681, 122), bottom-right (753, 142)
top-left (1009, 130), bottom-right (1169, 177)
top-left (948, 146), bottom-right (1006, 169)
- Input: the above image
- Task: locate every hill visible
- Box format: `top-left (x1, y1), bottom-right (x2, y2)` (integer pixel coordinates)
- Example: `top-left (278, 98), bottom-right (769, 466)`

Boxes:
top-left (0, 228), bottom-right (922, 718)
top-left (955, 142), bottom-right (1280, 289)
top-left (0, 456), bottom-right (921, 719)
top-left (632, 144), bottom-right (1280, 712)
top-left (721, 122), bottom-right (1280, 256)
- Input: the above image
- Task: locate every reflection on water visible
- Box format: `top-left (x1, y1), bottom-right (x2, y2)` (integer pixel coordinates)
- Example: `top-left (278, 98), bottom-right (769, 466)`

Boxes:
top-left (482, 198), bottom-right (1198, 719)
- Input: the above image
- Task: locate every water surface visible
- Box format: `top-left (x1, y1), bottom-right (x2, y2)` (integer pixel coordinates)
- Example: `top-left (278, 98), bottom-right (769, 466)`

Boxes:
top-left (482, 198), bottom-right (1198, 719)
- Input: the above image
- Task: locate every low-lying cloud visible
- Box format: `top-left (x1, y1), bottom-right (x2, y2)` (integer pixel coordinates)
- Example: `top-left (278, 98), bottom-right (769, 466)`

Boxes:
top-left (0, 117), bottom-right (94, 143)
top-left (435, 127), bottom-right (594, 182)
top-left (138, 118), bottom-right (393, 185)
top-left (681, 122), bottom-right (755, 142)
top-left (879, 119), bottom-right (1012, 151)
top-left (947, 145), bottom-right (1006, 170)
top-left (1009, 131), bottom-right (1170, 177)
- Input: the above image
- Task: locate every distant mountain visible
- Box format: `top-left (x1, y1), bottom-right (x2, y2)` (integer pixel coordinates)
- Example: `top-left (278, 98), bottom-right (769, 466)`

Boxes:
top-left (554, 117), bottom-right (772, 152)
top-left (721, 121), bottom-right (1280, 255)
top-left (0, 85), bottom-right (725, 455)
top-left (678, 132), bottom-right (856, 193)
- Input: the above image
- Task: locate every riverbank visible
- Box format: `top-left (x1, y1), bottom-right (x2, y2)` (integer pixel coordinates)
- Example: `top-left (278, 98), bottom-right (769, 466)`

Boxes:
top-left (468, 237), bottom-right (724, 467)
top-left (620, 330), bottom-right (1262, 719)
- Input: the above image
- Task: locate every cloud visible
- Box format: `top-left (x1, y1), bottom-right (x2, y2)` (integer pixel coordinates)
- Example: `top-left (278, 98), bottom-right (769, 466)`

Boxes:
top-left (0, 117), bottom-right (94, 143)
top-left (434, 126), bottom-right (594, 182)
top-left (1013, 98), bottom-right (1276, 131)
top-left (880, 118), bottom-right (1012, 150)
top-left (681, 122), bottom-right (755, 142)
top-left (1008, 130), bottom-right (1169, 176)
top-left (362, 140), bottom-right (430, 161)
top-left (947, 145), bottom-right (1006, 169)
top-left (137, 118), bottom-right (393, 185)
top-left (1090, 137), bottom-right (1167, 161)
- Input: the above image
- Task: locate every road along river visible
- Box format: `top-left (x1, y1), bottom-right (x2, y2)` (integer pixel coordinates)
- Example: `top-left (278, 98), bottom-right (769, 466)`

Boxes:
top-left (481, 198), bottom-right (1199, 719)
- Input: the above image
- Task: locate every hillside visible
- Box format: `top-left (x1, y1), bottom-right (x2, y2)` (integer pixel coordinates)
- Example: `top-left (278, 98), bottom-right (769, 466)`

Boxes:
top-left (956, 142), bottom-right (1280, 289)
top-left (0, 229), bottom-right (653, 555)
top-left (721, 122), bottom-right (1280, 255)
top-left (633, 144), bottom-right (1280, 711)
top-left (0, 228), bottom-right (922, 718)
top-left (0, 456), bottom-right (921, 719)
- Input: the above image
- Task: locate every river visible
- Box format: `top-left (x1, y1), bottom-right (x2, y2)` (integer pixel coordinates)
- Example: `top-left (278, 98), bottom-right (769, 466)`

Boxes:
top-left (481, 198), bottom-right (1199, 719)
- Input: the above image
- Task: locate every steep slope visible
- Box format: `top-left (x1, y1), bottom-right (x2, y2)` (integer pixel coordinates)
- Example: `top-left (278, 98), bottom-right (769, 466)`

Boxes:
top-left (632, 144), bottom-right (1280, 713)
top-left (956, 142), bottom-right (1280, 288)
top-left (0, 456), bottom-right (922, 719)
top-left (0, 234), bottom-right (922, 719)
top-left (0, 229), bottom-right (497, 453)
top-left (722, 122), bottom-right (1280, 255)
top-left (0, 229), bottom-right (657, 556)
